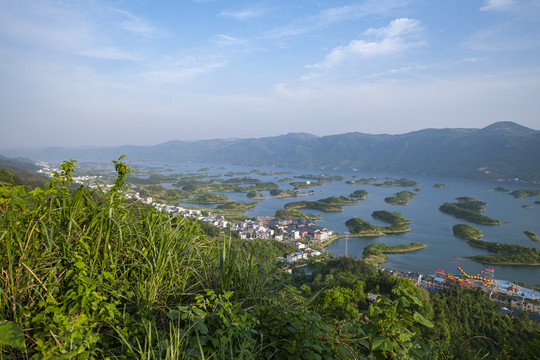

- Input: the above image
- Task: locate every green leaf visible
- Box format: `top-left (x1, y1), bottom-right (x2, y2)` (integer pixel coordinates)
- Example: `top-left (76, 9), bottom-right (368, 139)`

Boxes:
top-left (0, 321), bottom-right (26, 351)
top-left (167, 310), bottom-right (181, 320)
top-left (372, 337), bottom-right (393, 352)
top-left (192, 306), bottom-right (206, 317)
top-left (195, 321), bottom-right (208, 335)
top-left (413, 311), bottom-right (434, 328)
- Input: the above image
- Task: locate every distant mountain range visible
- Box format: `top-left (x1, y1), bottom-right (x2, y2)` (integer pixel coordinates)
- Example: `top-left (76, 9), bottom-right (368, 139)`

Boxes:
top-left (4, 121), bottom-right (540, 182)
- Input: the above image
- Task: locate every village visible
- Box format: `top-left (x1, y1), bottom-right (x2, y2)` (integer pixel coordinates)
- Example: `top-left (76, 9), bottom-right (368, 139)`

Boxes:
top-left (127, 193), bottom-right (326, 264)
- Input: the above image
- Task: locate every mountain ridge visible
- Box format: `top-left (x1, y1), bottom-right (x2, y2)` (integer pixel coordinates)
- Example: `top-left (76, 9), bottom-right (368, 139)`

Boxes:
top-left (4, 121), bottom-right (540, 182)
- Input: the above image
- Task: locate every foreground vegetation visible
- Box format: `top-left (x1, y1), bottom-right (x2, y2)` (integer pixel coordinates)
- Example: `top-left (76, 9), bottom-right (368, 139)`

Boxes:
top-left (1, 158), bottom-right (538, 359)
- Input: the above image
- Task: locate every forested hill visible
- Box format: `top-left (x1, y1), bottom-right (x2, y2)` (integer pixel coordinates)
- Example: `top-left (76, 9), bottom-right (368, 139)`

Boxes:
top-left (27, 121), bottom-right (540, 181)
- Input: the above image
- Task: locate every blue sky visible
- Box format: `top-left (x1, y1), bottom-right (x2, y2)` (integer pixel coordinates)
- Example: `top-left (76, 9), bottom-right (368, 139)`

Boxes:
top-left (1, 0), bottom-right (539, 147)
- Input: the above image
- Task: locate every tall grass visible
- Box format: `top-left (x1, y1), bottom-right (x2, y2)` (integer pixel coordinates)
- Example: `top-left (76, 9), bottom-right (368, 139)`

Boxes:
top-left (0, 158), bottom-right (219, 358)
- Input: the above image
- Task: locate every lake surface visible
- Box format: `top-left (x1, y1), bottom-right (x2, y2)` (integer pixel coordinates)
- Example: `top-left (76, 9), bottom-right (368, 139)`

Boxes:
top-left (150, 161), bottom-right (540, 285)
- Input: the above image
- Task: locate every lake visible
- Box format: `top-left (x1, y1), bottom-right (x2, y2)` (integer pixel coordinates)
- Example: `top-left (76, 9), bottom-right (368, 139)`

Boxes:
top-left (152, 161), bottom-right (540, 285)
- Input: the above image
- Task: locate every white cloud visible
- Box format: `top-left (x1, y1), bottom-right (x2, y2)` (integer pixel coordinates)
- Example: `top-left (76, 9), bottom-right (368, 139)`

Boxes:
top-left (212, 34), bottom-right (246, 46)
top-left (267, 0), bottom-right (410, 38)
top-left (480, 0), bottom-right (517, 11)
top-left (111, 9), bottom-right (157, 37)
top-left (219, 8), bottom-right (265, 20)
top-left (307, 18), bottom-right (425, 69)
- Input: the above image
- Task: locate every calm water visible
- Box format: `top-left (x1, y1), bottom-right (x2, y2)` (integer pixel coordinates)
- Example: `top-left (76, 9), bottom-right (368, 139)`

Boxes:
top-left (152, 161), bottom-right (540, 285)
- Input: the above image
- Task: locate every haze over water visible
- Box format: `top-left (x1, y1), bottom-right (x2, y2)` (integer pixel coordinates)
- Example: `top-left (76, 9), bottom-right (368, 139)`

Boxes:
top-left (161, 161), bottom-right (540, 285)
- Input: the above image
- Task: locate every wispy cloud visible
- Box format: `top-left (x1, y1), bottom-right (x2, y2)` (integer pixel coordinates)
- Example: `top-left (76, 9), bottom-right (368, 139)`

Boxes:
top-left (78, 46), bottom-right (135, 60)
top-left (307, 18), bottom-right (425, 69)
top-left (219, 8), bottom-right (265, 20)
top-left (267, 0), bottom-right (410, 38)
top-left (143, 56), bottom-right (227, 83)
top-left (480, 0), bottom-right (517, 11)
top-left (111, 9), bottom-right (158, 37)
top-left (463, 21), bottom-right (540, 51)
top-left (212, 34), bottom-right (246, 46)
top-left (479, 0), bottom-right (540, 18)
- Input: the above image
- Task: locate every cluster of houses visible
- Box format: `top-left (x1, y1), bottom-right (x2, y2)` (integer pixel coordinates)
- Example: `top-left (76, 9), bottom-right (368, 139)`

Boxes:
top-left (135, 196), bottom-right (326, 264)
top-left (36, 161), bottom-right (102, 185)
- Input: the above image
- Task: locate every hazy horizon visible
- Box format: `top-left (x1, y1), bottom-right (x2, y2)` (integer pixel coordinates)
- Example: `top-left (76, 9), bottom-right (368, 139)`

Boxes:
top-left (0, 120), bottom-right (537, 151)
top-left (2, 0), bottom-right (540, 148)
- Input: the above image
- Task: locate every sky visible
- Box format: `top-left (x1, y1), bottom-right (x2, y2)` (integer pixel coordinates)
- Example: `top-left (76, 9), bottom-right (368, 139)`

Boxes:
top-left (1, 0), bottom-right (540, 148)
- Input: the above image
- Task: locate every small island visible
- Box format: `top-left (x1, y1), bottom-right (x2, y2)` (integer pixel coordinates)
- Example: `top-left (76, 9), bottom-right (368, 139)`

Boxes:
top-left (182, 193), bottom-right (233, 204)
top-left (362, 243), bottom-right (427, 265)
top-left (439, 197), bottom-right (501, 225)
top-left (284, 196), bottom-right (358, 212)
top-left (384, 190), bottom-right (416, 205)
top-left (510, 189), bottom-right (540, 198)
top-left (489, 186), bottom-right (510, 192)
top-left (345, 177), bottom-right (383, 185)
top-left (345, 211), bottom-right (411, 236)
top-left (289, 180), bottom-right (324, 188)
top-left (216, 201), bottom-right (259, 211)
top-left (524, 230), bottom-right (539, 243)
top-left (349, 189), bottom-right (368, 199)
top-left (294, 174), bottom-right (344, 182)
top-left (274, 208), bottom-right (321, 220)
top-left (466, 239), bottom-right (540, 265)
top-left (247, 191), bottom-right (266, 199)
top-left (269, 189), bottom-right (309, 198)
top-left (434, 183), bottom-right (446, 188)
top-left (372, 177), bottom-right (420, 188)
top-left (452, 224), bottom-right (482, 240)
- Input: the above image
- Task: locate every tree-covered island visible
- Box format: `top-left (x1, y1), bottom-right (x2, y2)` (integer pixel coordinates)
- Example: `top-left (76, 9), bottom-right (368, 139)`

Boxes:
top-left (362, 243), bottom-right (427, 264)
top-left (466, 240), bottom-right (540, 265)
top-left (294, 174), bottom-right (345, 182)
top-left (524, 230), bottom-right (539, 243)
top-left (439, 197), bottom-right (501, 225)
top-left (181, 193), bottom-right (233, 204)
top-left (372, 178), bottom-right (420, 187)
top-left (345, 211), bottom-right (411, 236)
top-left (284, 196), bottom-right (358, 212)
top-left (269, 188), bottom-right (311, 198)
top-left (450, 224), bottom-right (540, 265)
top-left (384, 190), bottom-right (416, 205)
top-left (348, 189), bottom-right (368, 199)
top-left (489, 186), bottom-right (510, 192)
top-left (345, 177), bottom-right (389, 185)
top-left (246, 190), bottom-right (266, 199)
top-left (452, 224), bottom-right (483, 240)
top-left (510, 189), bottom-right (540, 198)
